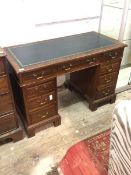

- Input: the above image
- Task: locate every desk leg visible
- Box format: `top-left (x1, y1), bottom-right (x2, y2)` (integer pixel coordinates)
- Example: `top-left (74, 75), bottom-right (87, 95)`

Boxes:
top-left (110, 95), bottom-right (116, 104)
top-left (89, 102), bottom-right (98, 111)
top-left (26, 128), bottom-right (35, 138)
top-left (53, 116), bottom-right (61, 127)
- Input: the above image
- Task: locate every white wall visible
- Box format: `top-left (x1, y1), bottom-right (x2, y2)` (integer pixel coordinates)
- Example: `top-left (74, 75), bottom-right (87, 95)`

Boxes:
top-left (0, 0), bottom-right (101, 47)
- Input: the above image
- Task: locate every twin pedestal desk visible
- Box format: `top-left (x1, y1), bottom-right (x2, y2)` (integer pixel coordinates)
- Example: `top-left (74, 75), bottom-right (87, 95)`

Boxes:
top-left (1, 32), bottom-right (126, 138)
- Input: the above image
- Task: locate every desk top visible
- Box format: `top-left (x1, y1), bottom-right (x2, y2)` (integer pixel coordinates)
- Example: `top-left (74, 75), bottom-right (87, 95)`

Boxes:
top-left (6, 32), bottom-right (119, 68)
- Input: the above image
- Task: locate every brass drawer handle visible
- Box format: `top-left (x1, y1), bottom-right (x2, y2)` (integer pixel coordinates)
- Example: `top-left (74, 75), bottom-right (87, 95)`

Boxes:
top-left (104, 52), bottom-right (118, 59)
top-left (87, 58), bottom-right (96, 64)
top-left (37, 100), bottom-right (45, 104)
top-left (103, 92), bottom-right (109, 96)
top-left (103, 89), bottom-right (110, 95)
top-left (110, 52), bottom-right (118, 58)
top-left (41, 97), bottom-right (48, 104)
top-left (33, 72), bottom-right (45, 79)
top-left (108, 68), bottom-right (113, 72)
top-left (106, 79), bottom-right (111, 83)
top-left (65, 67), bottom-right (71, 71)
top-left (41, 112), bottom-right (49, 118)
top-left (33, 73), bottom-right (37, 77)
top-left (33, 73), bottom-right (43, 79)
top-left (63, 64), bottom-right (72, 71)
top-left (36, 76), bottom-right (43, 80)
top-left (37, 97), bottom-right (47, 105)
top-left (40, 102), bottom-right (46, 105)
top-left (89, 61), bottom-right (94, 65)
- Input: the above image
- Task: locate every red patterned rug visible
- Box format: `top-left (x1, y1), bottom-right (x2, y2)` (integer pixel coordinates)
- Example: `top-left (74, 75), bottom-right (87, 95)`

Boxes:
top-left (60, 130), bottom-right (110, 175)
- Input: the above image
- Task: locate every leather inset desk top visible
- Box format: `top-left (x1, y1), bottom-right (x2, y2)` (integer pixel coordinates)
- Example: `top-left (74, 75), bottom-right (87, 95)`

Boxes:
top-left (7, 32), bottom-right (117, 67)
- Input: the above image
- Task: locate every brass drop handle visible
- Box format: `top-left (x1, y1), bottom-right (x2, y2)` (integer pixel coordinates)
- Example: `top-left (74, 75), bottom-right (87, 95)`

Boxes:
top-left (87, 58), bottom-right (96, 64)
top-left (38, 97), bottom-right (47, 105)
top-left (33, 73), bottom-right (37, 77)
top-left (37, 100), bottom-right (45, 105)
top-left (63, 64), bottom-right (72, 71)
top-left (41, 112), bottom-right (49, 118)
top-left (108, 68), bottom-right (113, 72)
top-left (106, 79), bottom-right (111, 83)
top-left (33, 73), bottom-right (43, 80)
top-left (36, 76), bottom-right (43, 80)
top-left (105, 77), bottom-right (111, 83)
top-left (108, 52), bottom-right (118, 59)
top-left (107, 64), bottom-right (113, 72)
top-left (103, 89), bottom-right (110, 95)
top-left (65, 67), bottom-right (71, 71)
top-left (103, 92), bottom-right (109, 95)
top-left (33, 71), bottom-right (45, 79)
top-left (89, 61), bottom-right (94, 65)
top-left (40, 102), bottom-right (45, 105)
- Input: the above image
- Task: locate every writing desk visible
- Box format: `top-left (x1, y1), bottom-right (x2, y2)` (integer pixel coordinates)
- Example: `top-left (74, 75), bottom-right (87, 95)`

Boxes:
top-left (4, 32), bottom-right (126, 137)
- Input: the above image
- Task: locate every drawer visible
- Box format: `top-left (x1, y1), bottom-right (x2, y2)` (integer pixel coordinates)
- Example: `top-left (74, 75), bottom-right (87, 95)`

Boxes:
top-left (58, 57), bottom-right (98, 74)
top-left (96, 86), bottom-right (115, 99)
top-left (100, 61), bottom-right (121, 75)
top-left (0, 59), bottom-right (5, 75)
top-left (0, 94), bottom-right (13, 115)
top-left (0, 76), bottom-right (9, 94)
top-left (29, 105), bottom-right (57, 124)
top-left (102, 48), bottom-right (123, 61)
top-left (25, 79), bottom-right (56, 99)
top-left (27, 91), bottom-right (56, 112)
top-left (0, 113), bottom-right (17, 135)
top-left (98, 72), bottom-right (118, 87)
top-left (22, 65), bottom-right (57, 84)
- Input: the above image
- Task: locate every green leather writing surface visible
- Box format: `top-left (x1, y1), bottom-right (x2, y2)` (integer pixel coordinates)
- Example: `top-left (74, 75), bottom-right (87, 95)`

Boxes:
top-left (7, 32), bottom-right (117, 67)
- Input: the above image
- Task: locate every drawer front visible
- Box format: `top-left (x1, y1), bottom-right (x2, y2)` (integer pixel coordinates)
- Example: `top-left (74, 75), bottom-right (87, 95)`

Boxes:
top-left (30, 105), bottom-right (57, 124)
top-left (58, 56), bottom-right (98, 74)
top-left (100, 61), bottom-right (121, 75)
top-left (0, 113), bottom-right (17, 135)
top-left (25, 79), bottom-right (56, 99)
top-left (98, 72), bottom-right (118, 87)
top-left (0, 94), bottom-right (13, 115)
top-left (96, 86), bottom-right (115, 99)
top-left (0, 76), bottom-right (9, 94)
top-left (102, 49), bottom-right (123, 61)
top-left (27, 91), bottom-right (56, 112)
top-left (0, 59), bottom-right (5, 75)
top-left (22, 65), bottom-right (56, 84)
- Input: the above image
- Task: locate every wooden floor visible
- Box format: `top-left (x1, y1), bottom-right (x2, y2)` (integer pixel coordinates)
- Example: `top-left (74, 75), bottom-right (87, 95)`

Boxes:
top-left (0, 88), bottom-right (131, 175)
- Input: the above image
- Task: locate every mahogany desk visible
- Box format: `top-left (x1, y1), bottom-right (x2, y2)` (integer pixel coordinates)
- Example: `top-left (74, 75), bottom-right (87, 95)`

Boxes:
top-left (4, 32), bottom-right (126, 137)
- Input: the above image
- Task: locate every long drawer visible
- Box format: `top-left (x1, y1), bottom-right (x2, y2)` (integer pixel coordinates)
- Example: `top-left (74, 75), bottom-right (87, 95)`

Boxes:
top-left (0, 93), bottom-right (13, 115)
top-left (0, 112), bottom-right (17, 135)
top-left (27, 91), bottom-right (56, 112)
top-left (57, 57), bottom-right (98, 74)
top-left (0, 76), bottom-right (9, 94)
top-left (25, 79), bottom-right (56, 99)
top-left (29, 105), bottom-right (57, 124)
top-left (0, 59), bottom-right (5, 75)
